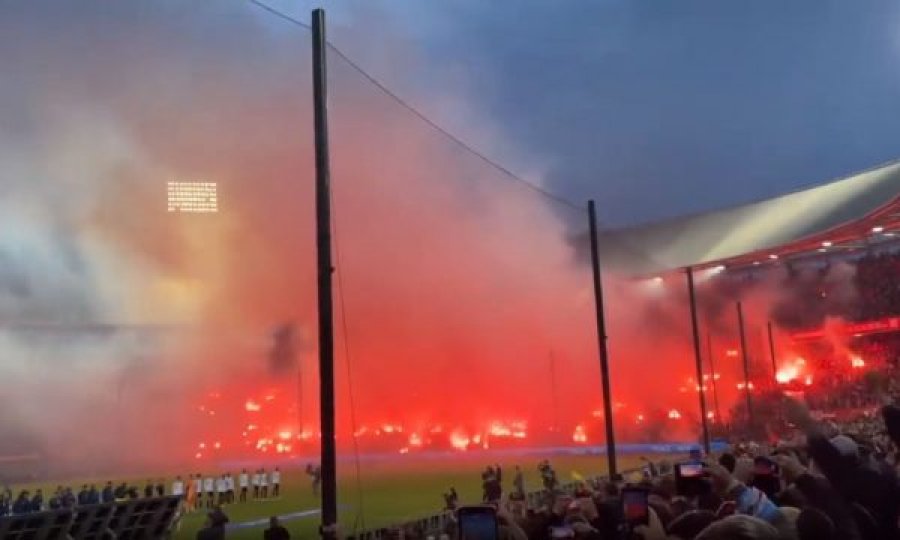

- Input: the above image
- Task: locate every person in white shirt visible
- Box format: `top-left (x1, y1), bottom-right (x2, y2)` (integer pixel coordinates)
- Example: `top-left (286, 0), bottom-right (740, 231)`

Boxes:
top-left (203, 475), bottom-right (215, 508)
top-left (252, 469), bottom-right (261, 499)
top-left (216, 475), bottom-right (227, 506)
top-left (226, 473), bottom-right (235, 504)
top-left (171, 476), bottom-right (185, 497)
top-left (259, 468), bottom-right (269, 499)
top-left (239, 469), bottom-right (249, 503)
top-left (271, 467), bottom-right (281, 498)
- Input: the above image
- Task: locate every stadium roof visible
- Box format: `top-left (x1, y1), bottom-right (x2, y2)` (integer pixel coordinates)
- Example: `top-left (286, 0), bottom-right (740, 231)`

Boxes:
top-left (599, 160), bottom-right (900, 276)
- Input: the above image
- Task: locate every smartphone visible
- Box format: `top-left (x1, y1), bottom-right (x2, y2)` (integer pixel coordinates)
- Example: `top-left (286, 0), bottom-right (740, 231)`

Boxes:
top-left (621, 487), bottom-right (650, 526)
top-left (677, 462), bottom-right (704, 478)
top-left (675, 461), bottom-right (708, 497)
top-left (457, 505), bottom-right (498, 540)
top-left (549, 526), bottom-right (575, 539)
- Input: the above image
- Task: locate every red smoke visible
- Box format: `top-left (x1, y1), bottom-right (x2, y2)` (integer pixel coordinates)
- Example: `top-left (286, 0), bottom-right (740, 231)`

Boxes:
top-left (4, 3), bottom-right (871, 471)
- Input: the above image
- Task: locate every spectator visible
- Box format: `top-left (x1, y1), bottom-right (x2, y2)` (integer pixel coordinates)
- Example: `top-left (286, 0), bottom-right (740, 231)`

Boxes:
top-left (796, 507), bottom-right (837, 540)
top-left (12, 490), bottom-right (30, 514)
top-left (694, 515), bottom-right (780, 540)
top-left (264, 515), bottom-right (291, 540)
top-left (101, 482), bottom-right (114, 504)
top-left (29, 489), bottom-right (43, 512)
top-left (196, 507), bottom-right (228, 540)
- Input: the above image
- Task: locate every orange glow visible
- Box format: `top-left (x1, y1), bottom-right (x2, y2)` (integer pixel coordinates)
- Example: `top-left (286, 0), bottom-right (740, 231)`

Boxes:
top-left (572, 424), bottom-right (587, 443)
top-left (776, 365), bottom-right (799, 384)
top-left (449, 430), bottom-right (470, 451)
top-left (488, 422), bottom-right (511, 437)
top-left (244, 400), bottom-right (261, 412)
top-left (408, 432), bottom-right (423, 447)
top-left (668, 409), bottom-right (682, 419)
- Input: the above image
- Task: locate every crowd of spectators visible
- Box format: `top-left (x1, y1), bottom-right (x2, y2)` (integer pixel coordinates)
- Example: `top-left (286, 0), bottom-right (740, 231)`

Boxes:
top-left (394, 395), bottom-right (900, 540)
top-left (855, 252), bottom-right (900, 321)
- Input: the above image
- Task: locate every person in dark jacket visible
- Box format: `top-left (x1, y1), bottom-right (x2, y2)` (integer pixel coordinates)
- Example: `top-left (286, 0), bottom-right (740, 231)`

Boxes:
top-left (196, 507), bottom-right (228, 540)
top-left (0, 490), bottom-right (10, 516)
top-left (787, 398), bottom-right (900, 540)
top-left (88, 484), bottom-right (100, 504)
top-left (77, 485), bottom-right (89, 505)
top-left (263, 516), bottom-right (290, 540)
top-left (12, 490), bottom-right (31, 514)
top-left (29, 489), bottom-right (43, 512)
top-left (101, 482), bottom-right (114, 503)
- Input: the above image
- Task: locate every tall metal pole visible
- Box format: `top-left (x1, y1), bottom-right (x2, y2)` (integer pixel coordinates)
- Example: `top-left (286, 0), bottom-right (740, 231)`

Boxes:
top-left (549, 351), bottom-right (560, 437)
top-left (297, 363), bottom-right (303, 436)
top-left (312, 9), bottom-right (337, 539)
top-left (686, 268), bottom-right (711, 454)
top-left (736, 302), bottom-right (754, 430)
top-left (706, 331), bottom-right (722, 424)
top-left (587, 200), bottom-right (617, 478)
top-left (766, 321), bottom-right (778, 382)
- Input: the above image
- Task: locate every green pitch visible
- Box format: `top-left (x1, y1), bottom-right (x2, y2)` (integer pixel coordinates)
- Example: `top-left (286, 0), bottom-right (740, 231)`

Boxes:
top-left (172, 453), bottom-right (652, 539)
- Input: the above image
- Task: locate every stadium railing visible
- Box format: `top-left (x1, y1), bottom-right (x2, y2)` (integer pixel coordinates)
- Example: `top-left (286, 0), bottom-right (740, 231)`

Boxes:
top-left (107, 495), bottom-right (181, 539)
top-left (0, 495), bottom-right (182, 540)
top-left (0, 508), bottom-right (73, 540)
top-left (68, 503), bottom-right (114, 540)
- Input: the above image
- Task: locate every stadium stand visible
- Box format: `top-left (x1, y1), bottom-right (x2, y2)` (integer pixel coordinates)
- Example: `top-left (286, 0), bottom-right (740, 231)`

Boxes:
top-left (0, 496), bottom-right (181, 540)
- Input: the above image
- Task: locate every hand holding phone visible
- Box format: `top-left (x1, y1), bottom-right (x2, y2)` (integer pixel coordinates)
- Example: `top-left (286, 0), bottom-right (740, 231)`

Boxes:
top-left (621, 486), bottom-right (650, 526)
top-left (675, 461), bottom-right (709, 497)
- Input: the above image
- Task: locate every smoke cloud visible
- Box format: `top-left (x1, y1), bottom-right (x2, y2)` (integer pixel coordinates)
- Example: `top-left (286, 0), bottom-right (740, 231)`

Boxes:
top-left (0, 1), bottom-right (868, 477)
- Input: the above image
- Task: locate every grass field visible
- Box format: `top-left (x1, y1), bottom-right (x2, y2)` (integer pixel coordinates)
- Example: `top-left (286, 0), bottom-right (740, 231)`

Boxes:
top-left (19, 452), bottom-right (656, 539)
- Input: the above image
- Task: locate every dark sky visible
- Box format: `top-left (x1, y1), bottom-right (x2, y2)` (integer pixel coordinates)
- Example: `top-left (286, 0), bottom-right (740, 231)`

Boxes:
top-left (294, 0), bottom-right (900, 226)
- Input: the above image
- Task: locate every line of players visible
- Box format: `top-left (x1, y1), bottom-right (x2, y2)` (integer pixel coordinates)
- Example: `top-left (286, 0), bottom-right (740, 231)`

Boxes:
top-left (178, 468), bottom-right (282, 510)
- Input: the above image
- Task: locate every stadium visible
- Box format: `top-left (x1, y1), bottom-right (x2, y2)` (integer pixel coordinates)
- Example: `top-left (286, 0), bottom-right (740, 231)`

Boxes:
top-left (4, 2), bottom-right (900, 540)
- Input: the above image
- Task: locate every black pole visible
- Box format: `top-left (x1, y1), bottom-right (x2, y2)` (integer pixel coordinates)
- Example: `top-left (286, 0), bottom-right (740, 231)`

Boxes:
top-left (705, 331), bottom-right (722, 424)
top-left (549, 351), bottom-right (560, 437)
top-left (686, 268), bottom-right (711, 454)
top-left (767, 321), bottom-right (778, 382)
top-left (587, 200), bottom-right (617, 478)
top-left (312, 9), bottom-right (337, 539)
top-left (297, 362), bottom-right (303, 436)
top-left (736, 302), bottom-right (754, 430)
